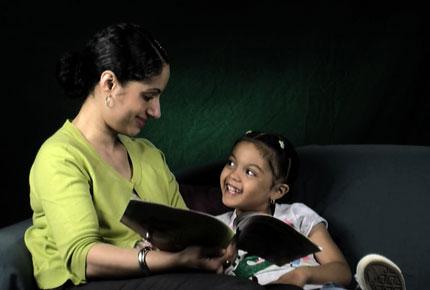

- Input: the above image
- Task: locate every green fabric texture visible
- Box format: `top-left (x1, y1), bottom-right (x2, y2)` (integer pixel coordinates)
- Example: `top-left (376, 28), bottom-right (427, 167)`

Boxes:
top-left (140, 19), bottom-right (426, 171)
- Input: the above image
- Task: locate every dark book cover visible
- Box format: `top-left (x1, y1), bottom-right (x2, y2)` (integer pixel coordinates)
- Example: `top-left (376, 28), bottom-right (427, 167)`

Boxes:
top-left (121, 198), bottom-right (321, 266)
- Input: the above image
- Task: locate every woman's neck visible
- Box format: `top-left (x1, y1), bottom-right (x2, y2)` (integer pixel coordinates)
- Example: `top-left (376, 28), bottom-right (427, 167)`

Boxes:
top-left (72, 98), bottom-right (118, 152)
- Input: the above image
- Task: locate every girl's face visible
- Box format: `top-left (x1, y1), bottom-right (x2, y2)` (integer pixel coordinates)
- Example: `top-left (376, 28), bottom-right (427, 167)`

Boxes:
top-left (106, 64), bottom-right (170, 136)
top-left (220, 141), bottom-right (279, 215)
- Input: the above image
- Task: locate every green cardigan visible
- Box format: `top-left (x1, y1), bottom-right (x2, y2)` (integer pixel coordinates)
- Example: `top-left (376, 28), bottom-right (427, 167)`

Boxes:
top-left (24, 120), bottom-right (186, 289)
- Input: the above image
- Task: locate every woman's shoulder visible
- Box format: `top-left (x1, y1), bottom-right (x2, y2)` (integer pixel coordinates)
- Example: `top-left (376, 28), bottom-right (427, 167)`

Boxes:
top-left (33, 121), bottom-right (100, 168)
top-left (37, 120), bottom-right (86, 154)
top-left (29, 121), bottom-right (97, 177)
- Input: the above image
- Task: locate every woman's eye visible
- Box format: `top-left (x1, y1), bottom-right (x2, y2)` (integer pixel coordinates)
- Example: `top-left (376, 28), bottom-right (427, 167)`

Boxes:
top-left (142, 95), bottom-right (153, 102)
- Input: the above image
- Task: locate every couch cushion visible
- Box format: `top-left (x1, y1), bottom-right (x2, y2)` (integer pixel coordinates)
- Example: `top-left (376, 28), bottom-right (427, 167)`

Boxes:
top-left (288, 145), bottom-right (430, 290)
top-left (0, 218), bottom-right (37, 290)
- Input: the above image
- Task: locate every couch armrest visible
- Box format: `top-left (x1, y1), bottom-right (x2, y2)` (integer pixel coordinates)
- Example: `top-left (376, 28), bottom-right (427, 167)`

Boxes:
top-left (0, 218), bottom-right (37, 290)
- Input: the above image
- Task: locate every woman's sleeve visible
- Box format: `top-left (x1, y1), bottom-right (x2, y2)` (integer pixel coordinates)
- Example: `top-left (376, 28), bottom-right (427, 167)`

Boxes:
top-left (31, 143), bottom-right (102, 281)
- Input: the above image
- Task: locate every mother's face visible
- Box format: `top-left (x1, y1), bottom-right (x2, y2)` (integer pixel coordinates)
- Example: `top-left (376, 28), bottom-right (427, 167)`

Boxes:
top-left (106, 64), bottom-right (170, 136)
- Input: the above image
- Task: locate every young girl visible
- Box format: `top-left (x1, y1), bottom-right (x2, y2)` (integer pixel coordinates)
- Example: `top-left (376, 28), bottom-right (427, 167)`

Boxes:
top-left (217, 131), bottom-right (352, 290)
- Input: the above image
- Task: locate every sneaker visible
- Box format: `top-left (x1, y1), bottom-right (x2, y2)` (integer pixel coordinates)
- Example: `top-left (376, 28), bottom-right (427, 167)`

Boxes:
top-left (356, 254), bottom-right (406, 290)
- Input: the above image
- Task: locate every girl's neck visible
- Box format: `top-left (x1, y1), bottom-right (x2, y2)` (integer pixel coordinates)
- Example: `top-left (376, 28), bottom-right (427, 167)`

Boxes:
top-left (236, 206), bottom-right (273, 217)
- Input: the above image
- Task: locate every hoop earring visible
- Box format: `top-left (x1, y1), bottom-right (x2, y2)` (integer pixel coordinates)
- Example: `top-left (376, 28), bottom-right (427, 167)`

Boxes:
top-left (105, 95), bottom-right (111, 106)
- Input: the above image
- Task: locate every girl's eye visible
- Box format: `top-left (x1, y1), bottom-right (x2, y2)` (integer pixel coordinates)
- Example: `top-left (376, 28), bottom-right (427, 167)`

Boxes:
top-left (246, 169), bottom-right (256, 177)
top-left (226, 160), bottom-right (235, 167)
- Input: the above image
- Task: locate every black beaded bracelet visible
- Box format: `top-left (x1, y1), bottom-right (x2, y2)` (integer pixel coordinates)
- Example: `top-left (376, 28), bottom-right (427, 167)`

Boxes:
top-left (137, 246), bottom-right (152, 276)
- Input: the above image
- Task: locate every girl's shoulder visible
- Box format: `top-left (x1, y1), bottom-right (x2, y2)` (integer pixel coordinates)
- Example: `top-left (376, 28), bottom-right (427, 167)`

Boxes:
top-left (274, 203), bottom-right (327, 235)
top-left (274, 202), bottom-right (317, 216)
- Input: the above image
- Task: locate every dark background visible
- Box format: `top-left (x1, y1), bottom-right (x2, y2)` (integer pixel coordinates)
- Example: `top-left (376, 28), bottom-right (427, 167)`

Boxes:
top-left (1, 0), bottom-right (428, 228)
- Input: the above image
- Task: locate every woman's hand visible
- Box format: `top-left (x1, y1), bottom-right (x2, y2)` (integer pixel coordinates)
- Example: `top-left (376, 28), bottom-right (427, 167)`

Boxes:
top-left (224, 238), bottom-right (238, 267)
top-left (86, 243), bottom-right (234, 278)
top-left (177, 245), bottom-right (229, 273)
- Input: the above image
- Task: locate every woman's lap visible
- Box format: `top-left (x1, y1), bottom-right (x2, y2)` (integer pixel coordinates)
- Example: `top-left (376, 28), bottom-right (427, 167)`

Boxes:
top-left (67, 273), bottom-right (271, 290)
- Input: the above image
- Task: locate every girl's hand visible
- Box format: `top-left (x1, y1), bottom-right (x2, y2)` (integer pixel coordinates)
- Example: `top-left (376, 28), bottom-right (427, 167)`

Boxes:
top-left (270, 268), bottom-right (309, 288)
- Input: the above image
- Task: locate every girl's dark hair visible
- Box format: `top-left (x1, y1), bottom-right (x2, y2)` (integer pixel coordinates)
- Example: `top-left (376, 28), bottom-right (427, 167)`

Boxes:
top-left (234, 131), bottom-right (299, 187)
top-left (56, 23), bottom-right (169, 99)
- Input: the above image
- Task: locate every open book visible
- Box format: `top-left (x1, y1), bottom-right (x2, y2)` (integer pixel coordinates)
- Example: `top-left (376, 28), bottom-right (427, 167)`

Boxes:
top-left (120, 198), bottom-right (321, 266)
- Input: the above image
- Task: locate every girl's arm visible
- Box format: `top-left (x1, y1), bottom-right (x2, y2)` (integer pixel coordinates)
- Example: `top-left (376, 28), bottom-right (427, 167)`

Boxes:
top-left (272, 223), bottom-right (352, 287)
top-left (86, 243), bottom-right (228, 278)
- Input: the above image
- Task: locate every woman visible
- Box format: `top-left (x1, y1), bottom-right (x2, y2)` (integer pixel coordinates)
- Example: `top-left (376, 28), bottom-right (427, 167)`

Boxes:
top-left (24, 23), bottom-right (264, 290)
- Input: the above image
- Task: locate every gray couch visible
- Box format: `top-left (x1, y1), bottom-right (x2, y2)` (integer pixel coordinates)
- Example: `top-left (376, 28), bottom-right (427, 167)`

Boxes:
top-left (2, 145), bottom-right (429, 289)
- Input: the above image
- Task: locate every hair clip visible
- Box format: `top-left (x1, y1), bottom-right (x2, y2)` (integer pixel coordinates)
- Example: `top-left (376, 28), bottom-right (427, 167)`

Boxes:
top-left (245, 130), bottom-right (253, 135)
top-left (279, 140), bottom-right (285, 149)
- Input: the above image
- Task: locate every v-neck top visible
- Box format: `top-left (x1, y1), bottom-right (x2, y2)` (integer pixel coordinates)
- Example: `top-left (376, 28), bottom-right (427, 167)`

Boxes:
top-left (25, 120), bottom-right (186, 289)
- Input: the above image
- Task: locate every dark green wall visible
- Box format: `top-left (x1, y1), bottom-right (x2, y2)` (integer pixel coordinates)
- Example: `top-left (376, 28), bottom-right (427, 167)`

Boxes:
top-left (140, 2), bottom-right (429, 171)
top-left (1, 1), bottom-right (428, 227)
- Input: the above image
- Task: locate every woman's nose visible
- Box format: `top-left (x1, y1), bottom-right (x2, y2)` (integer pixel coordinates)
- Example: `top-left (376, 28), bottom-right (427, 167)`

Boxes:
top-left (147, 98), bottom-right (161, 119)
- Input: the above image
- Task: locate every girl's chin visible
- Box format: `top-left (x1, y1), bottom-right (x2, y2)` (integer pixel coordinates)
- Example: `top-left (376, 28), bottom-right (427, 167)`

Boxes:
top-left (222, 195), bottom-right (240, 208)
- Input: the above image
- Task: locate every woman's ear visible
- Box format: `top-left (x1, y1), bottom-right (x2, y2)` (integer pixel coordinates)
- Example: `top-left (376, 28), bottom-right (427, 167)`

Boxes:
top-left (271, 183), bottom-right (289, 201)
top-left (100, 70), bottom-right (116, 93)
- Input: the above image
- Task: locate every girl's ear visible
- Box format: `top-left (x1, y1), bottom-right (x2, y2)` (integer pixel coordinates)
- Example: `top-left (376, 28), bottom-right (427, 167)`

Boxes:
top-left (271, 183), bottom-right (289, 201)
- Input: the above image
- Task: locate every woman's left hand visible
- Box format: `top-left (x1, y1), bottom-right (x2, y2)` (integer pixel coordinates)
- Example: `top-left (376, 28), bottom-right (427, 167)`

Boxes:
top-left (226, 239), bottom-right (238, 262)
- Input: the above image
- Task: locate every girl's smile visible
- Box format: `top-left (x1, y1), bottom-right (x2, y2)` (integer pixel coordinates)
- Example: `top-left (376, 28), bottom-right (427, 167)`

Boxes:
top-left (225, 183), bottom-right (243, 196)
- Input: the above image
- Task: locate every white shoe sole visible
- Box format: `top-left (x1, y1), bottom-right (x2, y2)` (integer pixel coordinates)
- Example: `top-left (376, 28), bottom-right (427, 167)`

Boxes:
top-left (356, 254), bottom-right (406, 290)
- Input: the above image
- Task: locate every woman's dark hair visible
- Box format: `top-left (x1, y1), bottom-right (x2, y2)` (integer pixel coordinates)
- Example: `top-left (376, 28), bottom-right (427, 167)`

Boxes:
top-left (56, 23), bottom-right (169, 99)
top-left (233, 131), bottom-right (299, 187)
